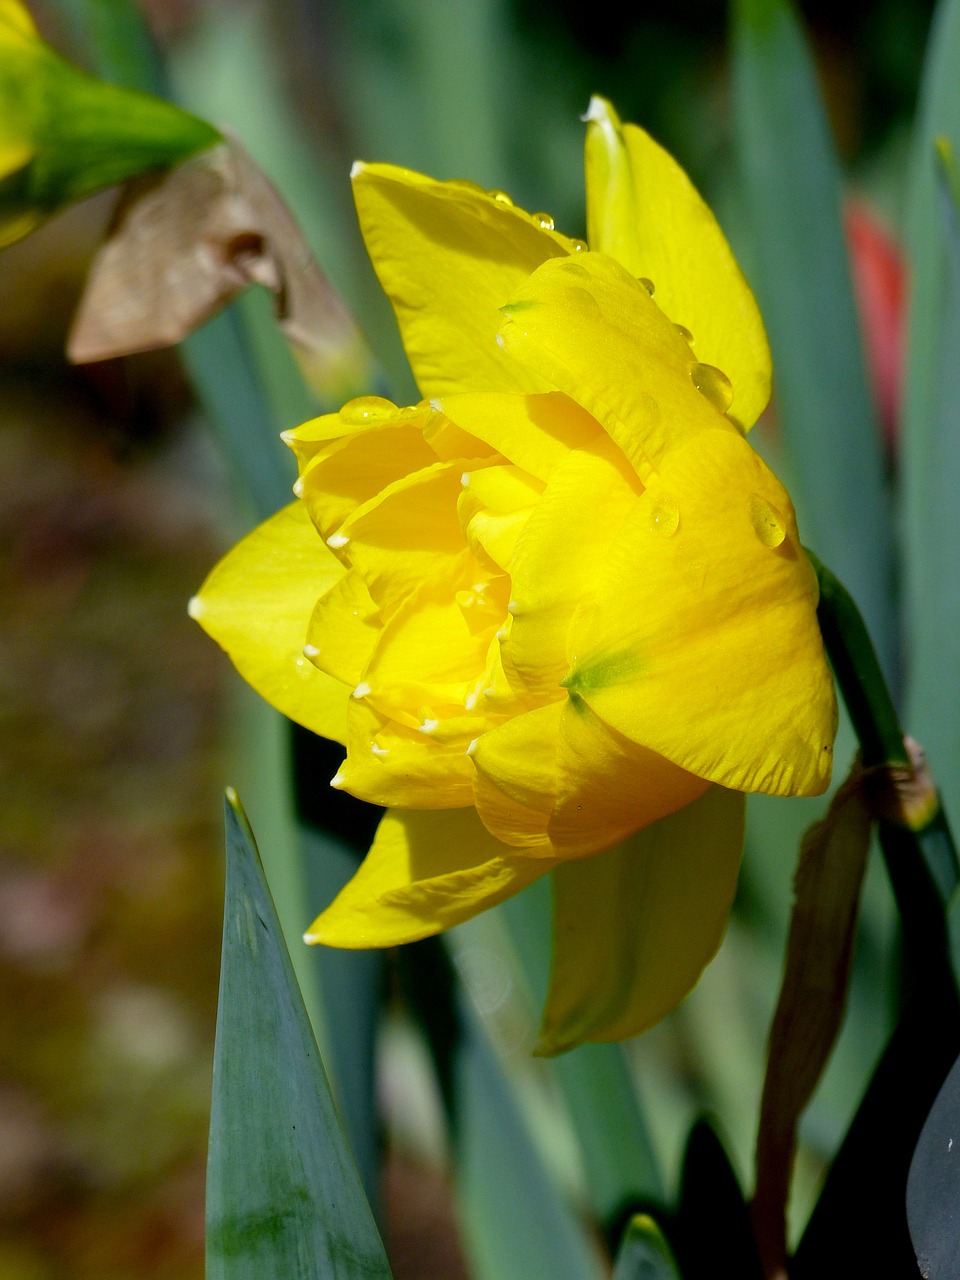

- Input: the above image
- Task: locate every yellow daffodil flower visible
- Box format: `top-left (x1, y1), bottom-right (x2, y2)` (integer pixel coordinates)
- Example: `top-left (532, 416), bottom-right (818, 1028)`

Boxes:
top-left (0, 0), bottom-right (218, 247)
top-left (192, 97), bottom-right (837, 1052)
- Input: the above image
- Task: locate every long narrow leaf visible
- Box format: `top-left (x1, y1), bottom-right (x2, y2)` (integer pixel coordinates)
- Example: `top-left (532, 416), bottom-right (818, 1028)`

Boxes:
top-left (902, 0), bottom-right (960, 625)
top-left (207, 792), bottom-right (392, 1279)
top-left (905, 124), bottom-right (960, 816)
top-left (612, 1215), bottom-right (682, 1280)
top-left (499, 878), bottom-right (665, 1224)
top-left (731, 0), bottom-right (895, 677)
top-left (398, 936), bottom-right (605, 1280)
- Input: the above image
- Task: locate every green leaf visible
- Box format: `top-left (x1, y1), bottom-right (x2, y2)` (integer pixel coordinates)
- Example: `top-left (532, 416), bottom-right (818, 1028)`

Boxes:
top-left (731, 0), bottom-right (895, 678)
top-left (905, 125), bottom-right (960, 818)
top-left (612, 1215), bottom-right (682, 1280)
top-left (499, 878), bottom-right (665, 1225)
top-left (673, 1121), bottom-right (763, 1280)
top-left (902, 0), bottom-right (960, 610)
top-left (207, 792), bottom-right (392, 1280)
top-left (397, 935), bottom-right (604, 1280)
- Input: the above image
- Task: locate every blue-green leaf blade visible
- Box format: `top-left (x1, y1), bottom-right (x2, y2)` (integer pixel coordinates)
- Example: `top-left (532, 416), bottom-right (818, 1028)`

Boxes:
top-left (207, 792), bottom-right (392, 1279)
top-left (612, 1215), bottom-right (682, 1280)
top-left (902, 0), bottom-right (960, 632)
top-left (904, 79), bottom-right (960, 813)
top-left (731, 0), bottom-right (895, 676)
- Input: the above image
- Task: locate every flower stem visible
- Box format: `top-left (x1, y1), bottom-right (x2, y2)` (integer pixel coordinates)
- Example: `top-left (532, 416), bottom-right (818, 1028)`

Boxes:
top-left (808, 548), bottom-right (959, 914)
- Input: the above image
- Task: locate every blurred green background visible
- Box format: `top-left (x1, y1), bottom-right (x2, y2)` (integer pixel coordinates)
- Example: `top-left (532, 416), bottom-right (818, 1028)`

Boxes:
top-left (0, 0), bottom-right (940, 1276)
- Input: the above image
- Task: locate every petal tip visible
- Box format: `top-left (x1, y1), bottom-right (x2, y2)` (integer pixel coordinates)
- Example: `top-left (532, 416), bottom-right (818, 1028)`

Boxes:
top-left (187, 594), bottom-right (205, 621)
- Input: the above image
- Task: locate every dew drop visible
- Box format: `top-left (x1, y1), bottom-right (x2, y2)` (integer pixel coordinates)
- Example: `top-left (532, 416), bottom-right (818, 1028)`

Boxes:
top-left (564, 286), bottom-right (601, 319)
top-left (675, 323), bottom-right (694, 344)
top-left (750, 494), bottom-right (787, 548)
top-left (570, 238), bottom-right (588, 252)
top-left (293, 656), bottom-right (313, 679)
top-left (691, 363), bottom-right (734, 413)
top-left (649, 492), bottom-right (680, 537)
top-left (639, 277), bottom-right (655, 296)
top-left (532, 211), bottom-right (555, 230)
top-left (561, 261), bottom-right (590, 279)
top-left (488, 188), bottom-right (514, 206)
top-left (338, 394), bottom-right (397, 425)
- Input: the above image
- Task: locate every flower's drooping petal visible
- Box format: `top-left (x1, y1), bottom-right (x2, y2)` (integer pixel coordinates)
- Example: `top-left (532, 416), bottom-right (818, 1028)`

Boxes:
top-left (498, 252), bottom-right (737, 484)
top-left (502, 437), bottom-right (640, 697)
top-left (470, 702), bottom-right (562, 852)
top-left (548, 694), bottom-right (710, 856)
top-left (306, 570), bottom-right (380, 687)
top-left (537, 786), bottom-right (745, 1053)
top-left (190, 502), bottom-right (350, 744)
top-left (352, 161), bottom-right (576, 396)
top-left (305, 807), bottom-right (548, 947)
top-left (583, 96), bottom-right (771, 432)
top-left (437, 392), bottom-right (601, 481)
top-left (335, 701), bottom-right (475, 809)
top-left (565, 430), bottom-right (837, 795)
top-left (297, 419), bottom-right (437, 546)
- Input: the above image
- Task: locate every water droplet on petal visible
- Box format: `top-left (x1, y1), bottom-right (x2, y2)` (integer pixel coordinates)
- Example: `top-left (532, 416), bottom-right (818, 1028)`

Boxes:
top-left (488, 188), bottom-right (513, 206)
top-left (639, 277), bottom-right (655, 295)
top-left (570, 238), bottom-right (588, 252)
top-left (649, 492), bottom-right (680, 536)
top-left (532, 211), bottom-right (555, 230)
top-left (564, 286), bottom-right (601, 319)
top-left (338, 395), bottom-right (397, 425)
top-left (691, 363), bottom-right (734, 413)
top-left (750, 494), bottom-right (787, 548)
top-left (562, 262), bottom-right (590, 279)
top-left (675, 323), bottom-right (694, 344)
top-left (293, 655), bottom-right (313, 679)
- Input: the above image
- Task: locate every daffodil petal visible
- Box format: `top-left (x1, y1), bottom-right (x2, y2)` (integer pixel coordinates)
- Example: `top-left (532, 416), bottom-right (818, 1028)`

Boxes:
top-left (437, 392), bottom-right (601, 481)
top-left (584, 96), bottom-right (771, 432)
top-left (498, 252), bottom-right (737, 484)
top-left (339, 461), bottom-right (474, 617)
top-left (502, 437), bottom-right (640, 697)
top-left (547, 693), bottom-right (709, 856)
top-left (352, 161), bottom-right (574, 396)
top-left (297, 420), bottom-right (437, 544)
top-left (190, 502), bottom-right (350, 744)
top-left (537, 786), bottom-right (745, 1053)
top-left (364, 552), bottom-right (509, 723)
top-left (470, 702), bottom-right (560, 852)
top-left (306, 806), bottom-right (548, 948)
top-left (306, 570), bottom-right (380, 687)
top-left (282, 397), bottom-right (411, 468)
top-left (565, 430), bottom-right (837, 795)
top-left (335, 701), bottom-right (475, 809)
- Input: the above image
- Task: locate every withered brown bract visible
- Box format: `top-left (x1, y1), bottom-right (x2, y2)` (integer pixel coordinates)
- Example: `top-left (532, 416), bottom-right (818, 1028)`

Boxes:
top-left (68, 135), bottom-right (369, 396)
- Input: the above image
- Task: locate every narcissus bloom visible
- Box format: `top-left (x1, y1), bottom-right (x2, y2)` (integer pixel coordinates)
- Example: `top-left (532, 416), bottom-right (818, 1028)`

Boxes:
top-left (193, 98), bottom-right (837, 1052)
top-left (0, 0), bottom-right (218, 247)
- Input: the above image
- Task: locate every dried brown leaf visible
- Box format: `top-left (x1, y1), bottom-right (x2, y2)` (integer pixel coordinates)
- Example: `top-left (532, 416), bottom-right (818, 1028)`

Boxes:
top-left (751, 764), bottom-right (873, 1277)
top-left (67, 136), bottom-right (370, 399)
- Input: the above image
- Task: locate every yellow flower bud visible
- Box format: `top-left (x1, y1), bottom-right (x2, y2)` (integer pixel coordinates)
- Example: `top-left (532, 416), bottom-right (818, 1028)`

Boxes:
top-left (0, 0), bottom-right (218, 247)
top-left (193, 98), bottom-right (837, 1050)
